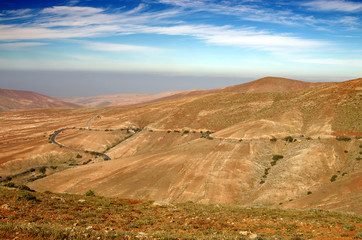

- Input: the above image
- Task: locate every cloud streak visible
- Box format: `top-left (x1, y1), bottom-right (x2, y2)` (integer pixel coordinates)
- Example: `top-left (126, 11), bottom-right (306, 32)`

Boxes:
top-left (302, 0), bottom-right (362, 12)
top-left (0, 5), bottom-right (328, 54)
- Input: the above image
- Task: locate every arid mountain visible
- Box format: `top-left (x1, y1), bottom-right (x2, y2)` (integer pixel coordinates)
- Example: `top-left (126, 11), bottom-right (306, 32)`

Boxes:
top-left (60, 91), bottom-right (181, 107)
top-left (151, 76), bottom-right (330, 103)
top-left (1, 77), bottom-right (361, 215)
top-left (0, 89), bottom-right (82, 111)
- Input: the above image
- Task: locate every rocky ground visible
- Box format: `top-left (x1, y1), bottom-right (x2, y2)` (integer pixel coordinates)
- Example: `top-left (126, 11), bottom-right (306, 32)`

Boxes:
top-left (0, 186), bottom-right (361, 240)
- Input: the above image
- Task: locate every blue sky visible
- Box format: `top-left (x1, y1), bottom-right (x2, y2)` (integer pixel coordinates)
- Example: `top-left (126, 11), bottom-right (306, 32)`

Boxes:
top-left (0, 0), bottom-right (361, 96)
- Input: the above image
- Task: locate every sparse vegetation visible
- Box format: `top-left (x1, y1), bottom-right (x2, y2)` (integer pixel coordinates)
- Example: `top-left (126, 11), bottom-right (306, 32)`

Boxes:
top-left (39, 166), bottom-right (46, 174)
top-left (330, 175), bottom-right (338, 182)
top-left (336, 136), bottom-right (351, 141)
top-left (270, 136), bottom-right (277, 142)
top-left (76, 153), bottom-right (82, 158)
top-left (17, 192), bottom-right (37, 201)
top-left (4, 182), bottom-right (15, 188)
top-left (0, 187), bottom-right (361, 239)
top-left (17, 185), bottom-right (33, 191)
top-left (85, 189), bottom-right (95, 196)
top-left (283, 136), bottom-right (294, 142)
top-left (271, 155), bottom-right (283, 166)
top-left (307, 191), bottom-right (312, 195)
top-left (27, 174), bottom-right (47, 182)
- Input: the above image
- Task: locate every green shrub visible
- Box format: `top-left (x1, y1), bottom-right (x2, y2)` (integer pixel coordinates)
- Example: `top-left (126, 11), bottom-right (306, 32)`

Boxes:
top-left (85, 190), bottom-right (95, 197)
top-left (17, 192), bottom-right (37, 201)
top-left (76, 154), bottom-right (82, 158)
top-left (354, 232), bottom-right (362, 239)
top-left (270, 136), bottom-right (277, 142)
top-left (336, 136), bottom-right (351, 141)
top-left (39, 166), bottom-right (46, 174)
top-left (330, 175), bottom-right (337, 182)
top-left (271, 155), bottom-right (283, 166)
top-left (272, 155), bottom-right (284, 161)
top-left (27, 174), bottom-right (47, 182)
top-left (283, 136), bottom-right (294, 142)
top-left (4, 182), bottom-right (15, 188)
top-left (18, 185), bottom-right (33, 191)
top-left (307, 191), bottom-right (312, 195)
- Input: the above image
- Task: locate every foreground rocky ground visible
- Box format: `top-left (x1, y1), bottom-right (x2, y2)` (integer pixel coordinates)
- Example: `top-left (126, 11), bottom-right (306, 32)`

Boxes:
top-left (0, 186), bottom-right (361, 240)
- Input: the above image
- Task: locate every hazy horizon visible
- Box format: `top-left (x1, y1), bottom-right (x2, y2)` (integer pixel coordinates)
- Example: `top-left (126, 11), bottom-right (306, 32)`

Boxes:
top-left (1, 70), bottom-right (358, 97)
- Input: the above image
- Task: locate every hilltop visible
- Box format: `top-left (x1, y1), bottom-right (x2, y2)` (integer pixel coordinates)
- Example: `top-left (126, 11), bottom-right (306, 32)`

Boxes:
top-left (151, 76), bottom-right (330, 102)
top-left (0, 77), bottom-right (361, 216)
top-left (0, 89), bottom-right (82, 111)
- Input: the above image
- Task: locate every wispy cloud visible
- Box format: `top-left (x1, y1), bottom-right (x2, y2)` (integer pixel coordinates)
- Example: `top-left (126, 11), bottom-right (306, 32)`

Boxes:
top-left (0, 41), bottom-right (48, 49)
top-left (302, 0), bottom-right (362, 12)
top-left (0, 4), bottom-right (328, 54)
top-left (142, 24), bottom-right (326, 52)
top-left (84, 41), bottom-right (162, 53)
top-left (157, 0), bottom-right (361, 30)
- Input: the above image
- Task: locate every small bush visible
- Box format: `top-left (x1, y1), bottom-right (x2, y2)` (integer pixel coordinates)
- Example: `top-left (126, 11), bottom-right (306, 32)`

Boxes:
top-left (17, 192), bottom-right (37, 201)
top-left (39, 166), bottom-right (46, 174)
top-left (4, 182), bottom-right (15, 188)
top-left (272, 155), bottom-right (284, 161)
top-left (344, 150), bottom-right (348, 153)
top-left (354, 232), bottom-right (362, 239)
top-left (27, 174), bottom-right (47, 182)
top-left (270, 136), bottom-right (277, 142)
top-left (85, 190), bottom-right (95, 197)
top-left (330, 175), bottom-right (337, 182)
top-left (307, 191), bottom-right (312, 195)
top-left (284, 136), bottom-right (294, 142)
top-left (336, 136), bottom-right (351, 141)
top-left (271, 155), bottom-right (283, 166)
top-left (76, 154), bottom-right (82, 158)
top-left (18, 185), bottom-right (33, 192)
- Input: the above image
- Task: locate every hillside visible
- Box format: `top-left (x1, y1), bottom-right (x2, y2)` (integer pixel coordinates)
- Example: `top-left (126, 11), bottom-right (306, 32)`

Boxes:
top-left (0, 77), bottom-right (361, 215)
top-left (60, 91), bottom-right (181, 107)
top-left (152, 76), bottom-right (330, 102)
top-left (1, 186), bottom-right (361, 239)
top-left (0, 89), bottom-right (82, 111)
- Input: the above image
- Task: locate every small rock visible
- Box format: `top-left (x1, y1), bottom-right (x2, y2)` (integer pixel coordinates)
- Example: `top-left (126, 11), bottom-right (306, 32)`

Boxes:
top-left (78, 199), bottom-right (86, 203)
top-left (51, 196), bottom-right (65, 202)
top-left (136, 232), bottom-right (148, 238)
top-left (239, 231), bottom-right (249, 236)
top-left (86, 226), bottom-right (93, 230)
top-left (73, 223), bottom-right (78, 227)
top-left (249, 233), bottom-right (258, 239)
top-left (152, 201), bottom-right (173, 207)
top-left (1, 204), bottom-right (11, 210)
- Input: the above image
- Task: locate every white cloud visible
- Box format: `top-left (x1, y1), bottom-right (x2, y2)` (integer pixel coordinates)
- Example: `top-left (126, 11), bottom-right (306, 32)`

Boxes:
top-left (41, 6), bottom-right (103, 16)
top-left (142, 24), bottom-right (326, 51)
top-left (84, 41), bottom-right (162, 53)
top-left (0, 42), bottom-right (48, 49)
top-left (302, 0), bottom-right (362, 12)
top-left (6, 9), bottom-right (32, 15)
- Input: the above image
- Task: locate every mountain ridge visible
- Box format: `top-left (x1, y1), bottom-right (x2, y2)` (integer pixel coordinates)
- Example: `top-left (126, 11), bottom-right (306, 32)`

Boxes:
top-left (0, 88), bottom-right (82, 111)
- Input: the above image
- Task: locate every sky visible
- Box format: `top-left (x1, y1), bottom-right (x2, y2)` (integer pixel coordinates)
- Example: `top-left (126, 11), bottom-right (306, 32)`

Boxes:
top-left (0, 0), bottom-right (361, 96)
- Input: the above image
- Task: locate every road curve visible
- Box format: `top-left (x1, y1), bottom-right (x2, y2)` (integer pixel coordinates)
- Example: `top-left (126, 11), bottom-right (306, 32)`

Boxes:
top-left (51, 128), bottom-right (111, 160)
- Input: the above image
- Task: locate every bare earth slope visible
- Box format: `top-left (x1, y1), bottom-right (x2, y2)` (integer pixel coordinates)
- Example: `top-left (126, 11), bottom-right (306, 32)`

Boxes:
top-left (0, 89), bottom-right (82, 111)
top-left (23, 77), bottom-right (362, 214)
top-left (60, 91), bottom-right (181, 107)
top-left (152, 76), bottom-right (330, 103)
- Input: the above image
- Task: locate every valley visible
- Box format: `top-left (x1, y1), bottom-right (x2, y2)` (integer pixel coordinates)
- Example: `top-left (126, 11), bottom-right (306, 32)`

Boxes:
top-left (0, 77), bottom-right (361, 217)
